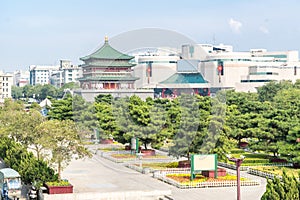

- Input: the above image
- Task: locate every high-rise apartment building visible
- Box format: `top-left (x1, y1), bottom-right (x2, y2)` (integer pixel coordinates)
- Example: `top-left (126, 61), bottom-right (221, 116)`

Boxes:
top-left (29, 65), bottom-right (60, 85)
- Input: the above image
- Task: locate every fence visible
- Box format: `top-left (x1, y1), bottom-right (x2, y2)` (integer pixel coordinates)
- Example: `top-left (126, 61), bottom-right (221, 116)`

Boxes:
top-left (218, 162), bottom-right (248, 171)
top-left (248, 168), bottom-right (282, 181)
top-left (218, 162), bottom-right (293, 171)
top-left (100, 151), bottom-right (176, 164)
top-left (153, 168), bottom-right (260, 189)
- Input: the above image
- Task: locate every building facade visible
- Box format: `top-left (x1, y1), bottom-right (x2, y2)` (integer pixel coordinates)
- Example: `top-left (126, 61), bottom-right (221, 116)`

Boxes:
top-left (29, 65), bottom-right (60, 85)
top-left (51, 60), bottom-right (82, 87)
top-left (13, 70), bottom-right (30, 87)
top-left (0, 72), bottom-right (13, 102)
top-left (132, 48), bottom-right (180, 89)
top-left (181, 44), bottom-right (300, 93)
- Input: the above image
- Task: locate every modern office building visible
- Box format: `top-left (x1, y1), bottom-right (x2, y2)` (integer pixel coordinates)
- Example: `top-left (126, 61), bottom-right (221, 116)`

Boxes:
top-left (180, 44), bottom-right (300, 93)
top-left (29, 65), bottom-right (60, 85)
top-left (132, 47), bottom-right (180, 89)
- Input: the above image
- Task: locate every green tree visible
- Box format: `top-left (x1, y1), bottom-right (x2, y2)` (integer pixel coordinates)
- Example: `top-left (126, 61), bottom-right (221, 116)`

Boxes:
top-left (11, 86), bottom-right (23, 99)
top-left (261, 179), bottom-right (281, 200)
top-left (47, 94), bottom-right (73, 120)
top-left (169, 95), bottom-right (203, 159)
top-left (0, 136), bottom-right (58, 184)
top-left (278, 125), bottom-right (300, 166)
top-left (73, 95), bottom-right (98, 138)
top-left (114, 96), bottom-right (168, 149)
top-left (257, 80), bottom-right (293, 102)
top-left (40, 84), bottom-right (58, 100)
top-left (95, 100), bottom-right (118, 140)
top-left (39, 119), bottom-right (91, 179)
top-left (262, 169), bottom-right (299, 200)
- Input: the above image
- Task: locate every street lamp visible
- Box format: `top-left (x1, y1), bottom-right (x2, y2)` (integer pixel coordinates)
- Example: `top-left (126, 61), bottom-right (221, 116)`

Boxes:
top-left (226, 154), bottom-right (245, 200)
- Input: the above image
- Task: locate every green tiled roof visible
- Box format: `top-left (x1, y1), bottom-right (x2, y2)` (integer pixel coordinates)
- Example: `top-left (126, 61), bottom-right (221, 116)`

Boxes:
top-left (80, 62), bottom-right (135, 68)
top-left (81, 41), bottom-right (134, 61)
top-left (0, 168), bottom-right (20, 178)
top-left (160, 73), bottom-right (207, 84)
top-left (78, 76), bottom-right (139, 81)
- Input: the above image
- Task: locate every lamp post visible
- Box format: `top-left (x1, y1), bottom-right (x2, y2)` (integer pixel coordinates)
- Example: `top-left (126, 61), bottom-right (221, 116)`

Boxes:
top-left (227, 155), bottom-right (245, 200)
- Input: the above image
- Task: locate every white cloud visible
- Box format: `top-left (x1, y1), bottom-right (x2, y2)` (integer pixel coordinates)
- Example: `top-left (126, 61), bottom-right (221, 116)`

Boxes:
top-left (228, 18), bottom-right (242, 33)
top-left (259, 26), bottom-right (269, 34)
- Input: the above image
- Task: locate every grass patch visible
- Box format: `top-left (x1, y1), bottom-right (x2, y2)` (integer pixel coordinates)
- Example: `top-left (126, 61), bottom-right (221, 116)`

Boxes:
top-left (226, 149), bottom-right (287, 166)
top-left (134, 162), bottom-right (178, 169)
top-left (98, 146), bottom-right (125, 151)
top-left (250, 166), bottom-right (300, 177)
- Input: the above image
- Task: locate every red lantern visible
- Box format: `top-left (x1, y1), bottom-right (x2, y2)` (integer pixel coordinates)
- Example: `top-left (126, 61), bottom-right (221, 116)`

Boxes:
top-left (218, 65), bottom-right (223, 71)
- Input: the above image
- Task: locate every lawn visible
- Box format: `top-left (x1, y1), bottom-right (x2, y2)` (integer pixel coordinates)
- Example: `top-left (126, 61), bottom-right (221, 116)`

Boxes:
top-left (226, 148), bottom-right (287, 166)
top-left (133, 162), bottom-right (178, 169)
top-left (250, 166), bottom-right (300, 178)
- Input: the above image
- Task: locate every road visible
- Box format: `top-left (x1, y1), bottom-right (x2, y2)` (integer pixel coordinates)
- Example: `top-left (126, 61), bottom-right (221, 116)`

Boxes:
top-left (54, 149), bottom-right (267, 200)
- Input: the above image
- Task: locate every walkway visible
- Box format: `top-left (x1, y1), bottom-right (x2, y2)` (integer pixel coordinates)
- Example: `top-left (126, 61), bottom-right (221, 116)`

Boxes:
top-left (44, 149), bottom-right (267, 200)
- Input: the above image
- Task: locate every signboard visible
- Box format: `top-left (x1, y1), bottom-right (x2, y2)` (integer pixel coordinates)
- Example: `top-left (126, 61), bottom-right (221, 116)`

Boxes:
top-left (190, 154), bottom-right (218, 180)
top-left (131, 138), bottom-right (137, 150)
top-left (131, 137), bottom-right (139, 154)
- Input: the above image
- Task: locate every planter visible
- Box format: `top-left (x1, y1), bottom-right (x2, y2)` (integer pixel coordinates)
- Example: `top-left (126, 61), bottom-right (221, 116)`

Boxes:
top-left (202, 168), bottom-right (227, 178)
top-left (45, 184), bottom-right (73, 194)
top-left (178, 160), bottom-right (190, 168)
top-left (293, 163), bottom-right (300, 169)
top-left (239, 142), bottom-right (248, 148)
top-left (100, 139), bottom-right (113, 144)
top-left (141, 149), bottom-right (156, 156)
top-left (125, 145), bottom-right (131, 150)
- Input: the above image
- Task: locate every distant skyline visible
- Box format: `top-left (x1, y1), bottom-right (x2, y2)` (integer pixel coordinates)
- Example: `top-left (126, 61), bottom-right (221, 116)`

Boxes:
top-left (1, 0), bottom-right (300, 71)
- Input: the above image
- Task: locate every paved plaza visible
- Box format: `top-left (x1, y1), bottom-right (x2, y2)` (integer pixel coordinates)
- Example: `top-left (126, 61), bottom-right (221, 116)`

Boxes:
top-left (45, 148), bottom-right (267, 200)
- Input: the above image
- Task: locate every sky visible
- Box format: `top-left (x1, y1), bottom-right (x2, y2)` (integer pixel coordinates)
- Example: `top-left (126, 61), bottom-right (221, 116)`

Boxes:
top-left (1, 0), bottom-right (300, 71)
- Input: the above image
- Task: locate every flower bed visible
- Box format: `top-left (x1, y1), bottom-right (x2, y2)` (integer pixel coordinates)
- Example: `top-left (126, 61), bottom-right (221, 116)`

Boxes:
top-left (153, 169), bottom-right (260, 188)
top-left (45, 180), bottom-right (73, 194)
top-left (100, 139), bottom-right (114, 144)
top-left (166, 173), bottom-right (248, 184)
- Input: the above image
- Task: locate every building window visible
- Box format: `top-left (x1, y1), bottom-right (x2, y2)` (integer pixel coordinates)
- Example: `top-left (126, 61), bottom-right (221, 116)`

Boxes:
top-left (6, 77), bottom-right (8, 81)
top-left (294, 66), bottom-right (297, 75)
top-left (6, 83), bottom-right (8, 86)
